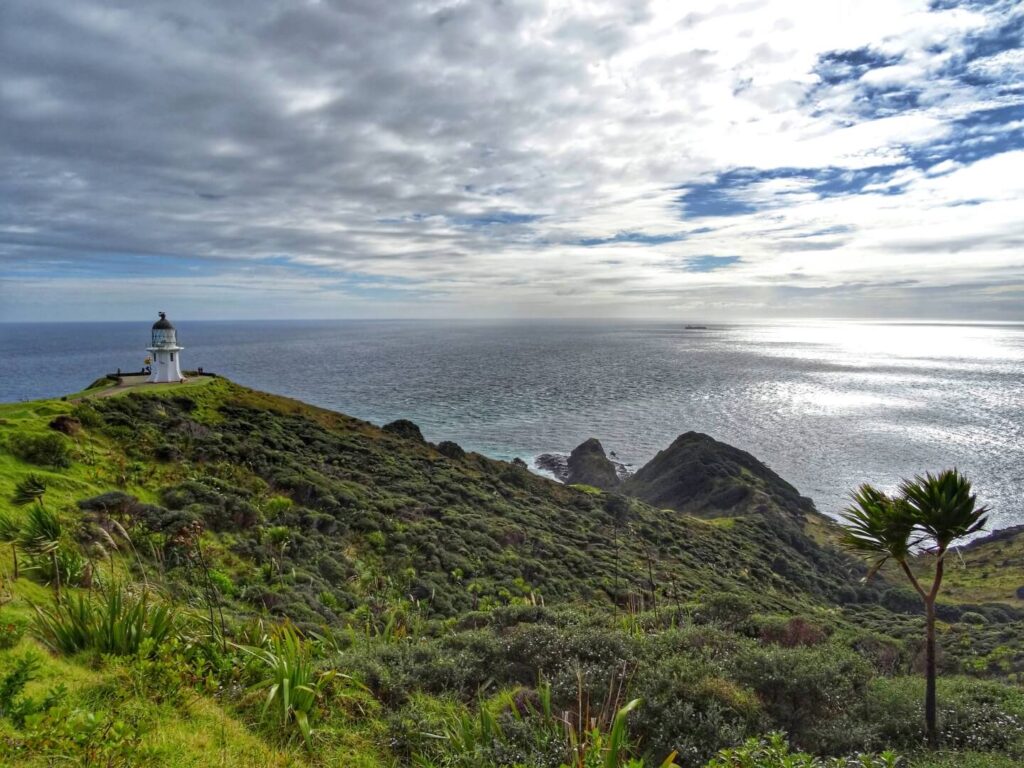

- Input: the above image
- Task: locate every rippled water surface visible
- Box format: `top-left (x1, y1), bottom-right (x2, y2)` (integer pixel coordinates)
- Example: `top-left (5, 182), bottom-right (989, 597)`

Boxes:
top-left (2, 320), bottom-right (1022, 529)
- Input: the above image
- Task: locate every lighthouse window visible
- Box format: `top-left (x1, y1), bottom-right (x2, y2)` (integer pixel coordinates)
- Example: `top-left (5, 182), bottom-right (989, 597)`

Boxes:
top-left (170, 353), bottom-right (175, 361)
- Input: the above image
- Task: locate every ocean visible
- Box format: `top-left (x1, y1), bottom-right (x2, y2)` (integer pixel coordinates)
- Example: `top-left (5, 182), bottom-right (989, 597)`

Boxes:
top-left (2, 319), bottom-right (1022, 531)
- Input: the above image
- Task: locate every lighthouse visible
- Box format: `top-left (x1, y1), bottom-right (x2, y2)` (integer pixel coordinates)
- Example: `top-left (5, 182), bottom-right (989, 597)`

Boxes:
top-left (147, 312), bottom-right (185, 383)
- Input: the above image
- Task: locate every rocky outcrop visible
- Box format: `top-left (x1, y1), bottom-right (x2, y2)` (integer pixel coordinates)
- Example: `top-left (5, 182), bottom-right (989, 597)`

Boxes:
top-left (436, 440), bottom-right (466, 460)
top-left (566, 438), bottom-right (621, 490)
top-left (383, 419), bottom-right (425, 442)
top-left (620, 431), bottom-right (816, 519)
top-left (535, 453), bottom-right (569, 482)
top-left (536, 445), bottom-right (632, 485)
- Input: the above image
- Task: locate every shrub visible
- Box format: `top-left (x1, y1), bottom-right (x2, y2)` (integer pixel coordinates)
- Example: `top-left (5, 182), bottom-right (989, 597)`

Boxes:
top-left (0, 654), bottom-right (40, 721)
top-left (77, 491), bottom-right (138, 514)
top-left (880, 587), bottom-right (922, 615)
top-left (861, 676), bottom-right (1024, 754)
top-left (0, 619), bottom-right (27, 649)
top-left (490, 704), bottom-right (570, 768)
top-left (32, 585), bottom-right (178, 656)
top-left (21, 706), bottom-right (154, 767)
top-left (160, 480), bottom-right (259, 531)
top-left (240, 624), bottom-right (335, 747)
top-left (207, 569), bottom-right (236, 596)
top-left (730, 644), bottom-right (872, 751)
top-left (605, 494), bottom-right (632, 520)
top-left (501, 623), bottom-right (637, 707)
top-left (70, 403), bottom-right (104, 428)
top-left (265, 495), bottom-right (294, 516)
top-left (0, 653), bottom-right (66, 728)
top-left (695, 592), bottom-right (753, 628)
top-left (404, 695), bottom-right (508, 767)
top-left (703, 732), bottom-right (900, 768)
top-left (632, 654), bottom-right (762, 765)
top-left (153, 443), bottom-right (179, 461)
top-left (408, 688), bottom-right (667, 768)
top-left (6, 432), bottom-right (72, 468)
top-left (755, 616), bottom-right (829, 648)
top-left (931, 678), bottom-right (1024, 755)
top-left (30, 546), bottom-right (89, 589)
top-left (387, 693), bottom-right (467, 761)
top-left (844, 631), bottom-right (907, 676)
top-left (958, 612), bottom-right (987, 626)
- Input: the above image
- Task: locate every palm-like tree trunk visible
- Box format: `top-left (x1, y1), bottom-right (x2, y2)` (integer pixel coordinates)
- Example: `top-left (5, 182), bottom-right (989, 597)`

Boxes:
top-left (922, 552), bottom-right (946, 748)
top-left (901, 556), bottom-right (942, 747)
top-left (924, 597), bottom-right (937, 748)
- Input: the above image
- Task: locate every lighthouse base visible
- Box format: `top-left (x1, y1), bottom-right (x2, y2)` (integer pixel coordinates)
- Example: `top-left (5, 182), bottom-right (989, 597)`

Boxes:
top-left (147, 346), bottom-right (185, 383)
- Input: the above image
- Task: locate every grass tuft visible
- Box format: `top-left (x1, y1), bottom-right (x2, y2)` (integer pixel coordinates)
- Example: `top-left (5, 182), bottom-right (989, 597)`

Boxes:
top-left (32, 584), bottom-right (178, 655)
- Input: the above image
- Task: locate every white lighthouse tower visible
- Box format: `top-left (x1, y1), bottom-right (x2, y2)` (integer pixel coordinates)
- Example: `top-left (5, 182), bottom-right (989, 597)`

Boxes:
top-left (147, 312), bottom-right (185, 383)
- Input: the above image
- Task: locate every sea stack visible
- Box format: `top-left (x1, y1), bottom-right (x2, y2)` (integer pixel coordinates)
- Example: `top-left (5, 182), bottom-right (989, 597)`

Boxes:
top-left (566, 438), bottom-right (621, 490)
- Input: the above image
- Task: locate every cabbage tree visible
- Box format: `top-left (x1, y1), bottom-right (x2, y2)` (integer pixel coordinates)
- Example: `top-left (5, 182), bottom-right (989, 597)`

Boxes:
top-left (840, 470), bottom-right (987, 748)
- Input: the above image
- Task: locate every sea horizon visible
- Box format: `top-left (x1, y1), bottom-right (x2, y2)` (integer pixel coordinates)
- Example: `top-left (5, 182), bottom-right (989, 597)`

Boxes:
top-left (4, 316), bottom-right (1024, 326)
top-left (3, 317), bottom-right (1022, 534)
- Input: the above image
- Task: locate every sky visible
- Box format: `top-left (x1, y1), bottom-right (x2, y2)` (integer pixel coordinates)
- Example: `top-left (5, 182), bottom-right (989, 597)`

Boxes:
top-left (1, 0), bottom-right (1022, 321)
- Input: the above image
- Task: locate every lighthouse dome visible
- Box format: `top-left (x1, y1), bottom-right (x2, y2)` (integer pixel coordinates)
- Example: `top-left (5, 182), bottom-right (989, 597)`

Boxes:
top-left (151, 312), bottom-right (178, 347)
top-left (152, 312), bottom-right (175, 331)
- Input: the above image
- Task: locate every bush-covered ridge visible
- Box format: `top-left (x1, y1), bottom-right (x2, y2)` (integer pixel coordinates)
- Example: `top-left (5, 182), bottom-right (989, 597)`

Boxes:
top-left (0, 377), bottom-right (1022, 767)
top-left (45, 378), bottom-right (883, 622)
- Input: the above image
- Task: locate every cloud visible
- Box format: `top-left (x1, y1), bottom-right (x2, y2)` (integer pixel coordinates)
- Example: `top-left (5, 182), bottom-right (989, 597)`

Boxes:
top-left (0, 0), bottom-right (1022, 321)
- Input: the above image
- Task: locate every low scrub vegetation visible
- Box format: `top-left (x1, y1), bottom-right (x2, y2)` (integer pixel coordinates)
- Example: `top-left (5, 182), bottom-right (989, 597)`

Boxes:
top-left (705, 733), bottom-right (899, 768)
top-left (5, 431), bottom-right (72, 468)
top-left (0, 379), bottom-right (1021, 766)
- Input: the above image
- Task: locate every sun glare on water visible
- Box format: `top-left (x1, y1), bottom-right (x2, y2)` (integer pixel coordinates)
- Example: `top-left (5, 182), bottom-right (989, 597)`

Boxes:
top-left (742, 320), bottom-right (1024, 370)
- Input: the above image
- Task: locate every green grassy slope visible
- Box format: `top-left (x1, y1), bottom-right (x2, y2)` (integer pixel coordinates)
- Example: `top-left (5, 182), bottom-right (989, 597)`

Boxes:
top-left (1, 379), bottom-right (1022, 767)
top-left (939, 528), bottom-right (1024, 606)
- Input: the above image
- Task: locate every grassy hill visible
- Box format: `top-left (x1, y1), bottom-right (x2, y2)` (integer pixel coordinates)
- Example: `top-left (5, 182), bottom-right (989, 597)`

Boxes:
top-left (1, 378), bottom-right (1022, 767)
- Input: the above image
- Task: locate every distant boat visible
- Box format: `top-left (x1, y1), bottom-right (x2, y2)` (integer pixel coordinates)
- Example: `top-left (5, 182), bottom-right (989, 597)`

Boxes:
top-left (685, 324), bottom-right (708, 330)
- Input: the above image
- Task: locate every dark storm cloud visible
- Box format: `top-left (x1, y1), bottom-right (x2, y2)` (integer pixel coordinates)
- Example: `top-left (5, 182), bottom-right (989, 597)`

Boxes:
top-left (1, 1), bottom-right (611, 266)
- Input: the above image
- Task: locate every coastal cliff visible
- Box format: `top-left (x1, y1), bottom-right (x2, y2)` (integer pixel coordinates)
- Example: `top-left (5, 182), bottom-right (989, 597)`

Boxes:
top-left (1, 376), bottom-right (1022, 767)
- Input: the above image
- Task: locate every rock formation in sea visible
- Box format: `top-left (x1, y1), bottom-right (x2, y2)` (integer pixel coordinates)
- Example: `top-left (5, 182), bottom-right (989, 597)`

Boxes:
top-left (620, 431), bottom-right (817, 518)
top-left (534, 452), bottom-right (569, 482)
top-left (565, 437), bottom-right (621, 490)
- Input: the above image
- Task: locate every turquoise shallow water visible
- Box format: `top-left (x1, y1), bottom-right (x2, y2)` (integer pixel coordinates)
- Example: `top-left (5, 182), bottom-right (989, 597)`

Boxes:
top-left (2, 319), bottom-right (1022, 530)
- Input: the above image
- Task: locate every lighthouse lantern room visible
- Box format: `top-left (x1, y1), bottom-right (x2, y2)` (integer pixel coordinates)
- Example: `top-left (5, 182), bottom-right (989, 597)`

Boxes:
top-left (147, 312), bottom-right (185, 383)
